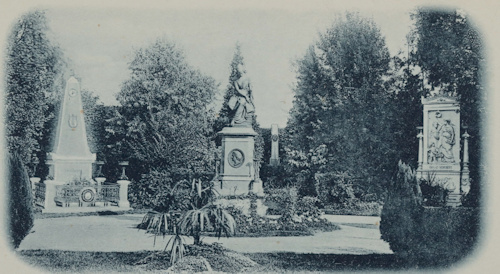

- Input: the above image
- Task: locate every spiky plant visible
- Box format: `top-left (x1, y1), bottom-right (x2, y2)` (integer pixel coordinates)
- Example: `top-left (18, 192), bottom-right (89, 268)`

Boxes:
top-left (140, 177), bottom-right (237, 265)
top-left (181, 179), bottom-right (235, 245)
top-left (165, 234), bottom-right (186, 265)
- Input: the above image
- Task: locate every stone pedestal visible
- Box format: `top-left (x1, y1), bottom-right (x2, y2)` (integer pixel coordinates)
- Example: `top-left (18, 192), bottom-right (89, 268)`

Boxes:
top-left (30, 177), bottom-right (40, 194)
top-left (216, 127), bottom-right (260, 196)
top-left (117, 180), bottom-right (131, 208)
top-left (42, 180), bottom-right (67, 213)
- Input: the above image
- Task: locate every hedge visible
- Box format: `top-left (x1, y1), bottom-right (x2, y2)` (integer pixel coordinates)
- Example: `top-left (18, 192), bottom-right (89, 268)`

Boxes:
top-left (7, 152), bottom-right (35, 249)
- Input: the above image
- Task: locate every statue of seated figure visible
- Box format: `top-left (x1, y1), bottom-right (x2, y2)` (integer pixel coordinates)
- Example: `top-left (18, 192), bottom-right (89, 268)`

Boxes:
top-left (228, 64), bottom-right (255, 127)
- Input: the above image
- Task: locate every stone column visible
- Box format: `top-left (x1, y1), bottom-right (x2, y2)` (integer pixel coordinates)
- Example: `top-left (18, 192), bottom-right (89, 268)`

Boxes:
top-left (461, 131), bottom-right (471, 194)
top-left (117, 180), bottom-right (131, 208)
top-left (30, 177), bottom-right (40, 207)
top-left (43, 180), bottom-right (66, 213)
top-left (29, 177), bottom-right (40, 195)
top-left (416, 126), bottom-right (424, 177)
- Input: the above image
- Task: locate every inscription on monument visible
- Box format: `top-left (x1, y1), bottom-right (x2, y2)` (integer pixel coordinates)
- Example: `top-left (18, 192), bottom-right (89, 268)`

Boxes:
top-left (429, 165), bottom-right (453, 170)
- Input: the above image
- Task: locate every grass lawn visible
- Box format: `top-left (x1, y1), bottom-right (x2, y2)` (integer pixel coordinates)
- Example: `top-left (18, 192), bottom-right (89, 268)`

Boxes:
top-left (17, 249), bottom-right (455, 273)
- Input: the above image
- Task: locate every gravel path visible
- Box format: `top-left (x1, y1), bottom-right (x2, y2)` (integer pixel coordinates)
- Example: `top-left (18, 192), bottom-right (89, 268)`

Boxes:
top-left (19, 214), bottom-right (392, 254)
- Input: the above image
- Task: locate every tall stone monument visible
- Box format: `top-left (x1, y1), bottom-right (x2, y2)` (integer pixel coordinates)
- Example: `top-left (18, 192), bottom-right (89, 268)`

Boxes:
top-left (216, 64), bottom-right (263, 196)
top-left (416, 95), bottom-right (470, 206)
top-left (269, 124), bottom-right (280, 166)
top-left (34, 77), bottom-right (130, 212)
top-left (46, 76), bottom-right (96, 181)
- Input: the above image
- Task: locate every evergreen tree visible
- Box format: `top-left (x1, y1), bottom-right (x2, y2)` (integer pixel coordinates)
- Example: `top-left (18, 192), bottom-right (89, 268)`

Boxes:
top-left (7, 152), bottom-right (34, 249)
top-left (5, 10), bottom-right (65, 168)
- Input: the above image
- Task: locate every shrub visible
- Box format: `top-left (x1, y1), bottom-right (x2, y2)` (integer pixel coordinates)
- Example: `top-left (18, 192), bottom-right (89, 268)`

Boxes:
top-left (380, 161), bottom-right (423, 256)
top-left (419, 179), bottom-right (448, 207)
top-left (324, 200), bottom-right (382, 216)
top-left (7, 152), bottom-right (35, 249)
top-left (314, 172), bottom-right (355, 205)
top-left (264, 187), bottom-right (298, 217)
top-left (260, 164), bottom-right (290, 190)
top-left (296, 196), bottom-right (322, 218)
top-left (380, 161), bottom-right (479, 266)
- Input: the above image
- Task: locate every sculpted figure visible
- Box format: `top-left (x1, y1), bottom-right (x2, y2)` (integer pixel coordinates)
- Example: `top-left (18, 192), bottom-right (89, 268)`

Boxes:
top-left (439, 119), bottom-right (456, 163)
top-left (428, 121), bottom-right (442, 163)
top-left (228, 64), bottom-right (255, 127)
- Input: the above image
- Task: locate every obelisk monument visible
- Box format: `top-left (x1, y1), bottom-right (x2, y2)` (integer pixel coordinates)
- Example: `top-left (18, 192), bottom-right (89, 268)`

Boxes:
top-left (46, 76), bottom-right (96, 182)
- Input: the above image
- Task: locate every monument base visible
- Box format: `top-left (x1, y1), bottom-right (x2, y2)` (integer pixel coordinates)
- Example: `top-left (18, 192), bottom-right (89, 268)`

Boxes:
top-left (37, 179), bottom-right (131, 213)
top-left (417, 169), bottom-right (463, 207)
top-left (214, 196), bottom-right (268, 216)
top-left (217, 126), bottom-right (258, 196)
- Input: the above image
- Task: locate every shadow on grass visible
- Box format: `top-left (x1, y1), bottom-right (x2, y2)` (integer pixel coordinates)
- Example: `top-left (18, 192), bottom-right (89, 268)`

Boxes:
top-left (245, 252), bottom-right (470, 272)
top-left (18, 250), bottom-right (471, 273)
top-left (34, 208), bottom-right (150, 219)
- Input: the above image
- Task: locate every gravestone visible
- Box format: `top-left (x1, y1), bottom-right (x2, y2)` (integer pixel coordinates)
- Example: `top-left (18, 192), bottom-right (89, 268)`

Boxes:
top-left (416, 95), bottom-right (470, 206)
top-left (269, 124), bottom-right (280, 166)
top-left (46, 76), bottom-right (96, 181)
top-left (38, 77), bottom-right (130, 212)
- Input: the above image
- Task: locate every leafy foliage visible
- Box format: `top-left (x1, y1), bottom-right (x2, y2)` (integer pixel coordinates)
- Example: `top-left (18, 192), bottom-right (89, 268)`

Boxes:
top-left (180, 180), bottom-right (236, 245)
top-left (264, 187), bottom-right (298, 217)
top-left (324, 201), bottom-right (382, 216)
top-left (139, 178), bottom-right (236, 267)
top-left (115, 38), bottom-right (218, 205)
top-left (8, 152), bottom-right (34, 249)
top-left (314, 172), bottom-right (355, 205)
top-left (284, 12), bottom-right (393, 201)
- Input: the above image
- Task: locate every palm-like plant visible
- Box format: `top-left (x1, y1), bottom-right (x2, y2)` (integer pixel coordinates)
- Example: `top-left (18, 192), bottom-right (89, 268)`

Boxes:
top-left (180, 179), bottom-right (236, 245)
top-left (140, 177), bottom-right (236, 264)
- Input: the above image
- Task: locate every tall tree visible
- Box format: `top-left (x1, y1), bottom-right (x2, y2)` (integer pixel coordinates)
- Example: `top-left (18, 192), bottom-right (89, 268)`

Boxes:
top-left (116, 38), bottom-right (218, 186)
top-left (5, 10), bottom-right (65, 169)
top-left (285, 12), bottom-right (393, 199)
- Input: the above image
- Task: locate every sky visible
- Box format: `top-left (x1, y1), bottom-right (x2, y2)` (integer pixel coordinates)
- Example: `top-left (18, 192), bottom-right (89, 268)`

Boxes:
top-left (43, 5), bottom-right (413, 128)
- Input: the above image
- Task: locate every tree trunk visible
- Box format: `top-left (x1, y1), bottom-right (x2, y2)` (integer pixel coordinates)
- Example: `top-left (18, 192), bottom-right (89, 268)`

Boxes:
top-left (193, 231), bottom-right (201, 245)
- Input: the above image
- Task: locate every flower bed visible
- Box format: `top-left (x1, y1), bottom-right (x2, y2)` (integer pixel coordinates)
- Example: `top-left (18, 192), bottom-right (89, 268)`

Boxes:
top-left (220, 206), bottom-right (339, 237)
